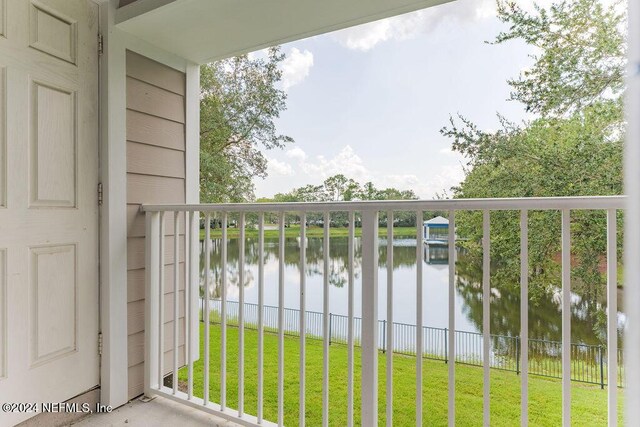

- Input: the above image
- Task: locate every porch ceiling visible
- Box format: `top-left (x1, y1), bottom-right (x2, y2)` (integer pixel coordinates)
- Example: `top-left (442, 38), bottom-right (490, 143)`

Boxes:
top-left (115, 0), bottom-right (453, 64)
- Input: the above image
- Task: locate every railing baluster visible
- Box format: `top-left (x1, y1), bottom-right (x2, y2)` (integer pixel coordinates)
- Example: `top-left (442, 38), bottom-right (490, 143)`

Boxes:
top-left (144, 211), bottom-right (161, 396)
top-left (483, 210), bottom-right (490, 427)
top-left (520, 210), bottom-right (529, 426)
top-left (187, 211), bottom-right (194, 400)
top-left (258, 213), bottom-right (265, 423)
top-left (448, 210), bottom-right (456, 426)
top-left (173, 211), bottom-right (180, 394)
top-left (346, 212), bottom-right (356, 426)
top-left (361, 209), bottom-right (379, 427)
top-left (300, 212), bottom-right (307, 427)
top-left (386, 211), bottom-right (394, 427)
top-left (239, 213), bottom-right (246, 417)
top-left (323, 211), bottom-right (330, 427)
top-left (416, 211), bottom-right (423, 425)
top-left (278, 212), bottom-right (285, 426)
top-left (561, 209), bottom-right (571, 426)
top-left (159, 212), bottom-right (166, 389)
top-left (221, 213), bottom-right (228, 410)
top-left (203, 213), bottom-right (211, 405)
top-left (607, 209), bottom-right (617, 426)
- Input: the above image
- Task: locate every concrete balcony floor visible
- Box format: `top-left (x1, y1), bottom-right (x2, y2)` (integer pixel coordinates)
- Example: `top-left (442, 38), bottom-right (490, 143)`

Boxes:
top-left (73, 396), bottom-right (242, 427)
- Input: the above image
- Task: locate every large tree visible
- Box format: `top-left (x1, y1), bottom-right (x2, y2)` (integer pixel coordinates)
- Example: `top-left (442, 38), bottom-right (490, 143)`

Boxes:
top-left (200, 47), bottom-right (293, 203)
top-left (494, 0), bottom-right (626, 117)
top-left (442, 0), bottom-right (626, 303)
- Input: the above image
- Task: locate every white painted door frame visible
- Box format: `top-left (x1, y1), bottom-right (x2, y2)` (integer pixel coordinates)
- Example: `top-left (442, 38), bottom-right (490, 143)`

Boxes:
top-left (98, 0), bottom-right (199, 407)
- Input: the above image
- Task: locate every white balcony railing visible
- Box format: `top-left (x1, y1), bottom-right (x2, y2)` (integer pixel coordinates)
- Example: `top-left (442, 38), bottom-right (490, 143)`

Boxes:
top-left (142, 196), bottom-right (625, 427)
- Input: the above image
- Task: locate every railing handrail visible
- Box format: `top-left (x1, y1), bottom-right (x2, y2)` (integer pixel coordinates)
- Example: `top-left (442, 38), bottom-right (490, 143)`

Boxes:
top-left (141, 195), bottom-right (626, 213)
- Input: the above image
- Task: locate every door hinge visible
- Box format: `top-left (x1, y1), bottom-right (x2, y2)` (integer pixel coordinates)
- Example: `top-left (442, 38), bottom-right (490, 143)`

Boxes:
top-left (98, 182), bottom-right (103, 206)
top-left (98, 332), bottom-right (103, 356)
top-left (98, 33), bottom-right (104, 56)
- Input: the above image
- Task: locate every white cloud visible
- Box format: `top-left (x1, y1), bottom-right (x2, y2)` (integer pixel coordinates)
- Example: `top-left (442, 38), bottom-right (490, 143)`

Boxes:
top-left (332, 0), bottom-right (496, 51)
top-left (267, 157), bottom-right (295, 176)
top-left (279, 145), bottom-right (464, 199)
top-left (375, 166), bottom-right (464, 199)
top-left (380, 174), bottom-right (420, 188)
top-left (331, 0), bottom-right (562, 52)
top-left (281, 48), bottom-right (314, 90)
top-left (300, 145), bottom-right (371, 181)
top-left (285, 147), bottom-right (308, 162)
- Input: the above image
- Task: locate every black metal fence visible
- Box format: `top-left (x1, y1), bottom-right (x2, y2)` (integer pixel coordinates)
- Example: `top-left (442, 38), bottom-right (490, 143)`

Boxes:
top-left (203, 299), bottom-right (624, 388)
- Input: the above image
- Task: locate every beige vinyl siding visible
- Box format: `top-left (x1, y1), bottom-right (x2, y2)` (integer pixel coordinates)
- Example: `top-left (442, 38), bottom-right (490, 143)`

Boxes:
top-left (126, 50), bottom-right (187, 399)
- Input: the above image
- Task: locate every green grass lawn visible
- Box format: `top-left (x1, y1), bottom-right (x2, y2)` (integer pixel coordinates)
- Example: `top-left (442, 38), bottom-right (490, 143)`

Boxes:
top-left (179, 324), bottom-right (623, 426)
top-left (199, 226), bottom-right (417, 240)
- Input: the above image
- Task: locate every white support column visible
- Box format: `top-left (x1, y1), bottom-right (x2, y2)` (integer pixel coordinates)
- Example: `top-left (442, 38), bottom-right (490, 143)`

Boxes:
top-left (361, 209), bottom-right (379, 427)
top-left (185, 62), bottom-right (200, 361)
top-left (99, 0), bottom-right (128, 407)
top-left (626, 1), bottom-right (640, 425)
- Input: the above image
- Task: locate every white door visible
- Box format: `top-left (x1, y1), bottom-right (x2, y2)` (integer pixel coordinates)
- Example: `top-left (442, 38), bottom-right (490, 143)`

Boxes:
top-left (0, 0), bottom-right (99, 425)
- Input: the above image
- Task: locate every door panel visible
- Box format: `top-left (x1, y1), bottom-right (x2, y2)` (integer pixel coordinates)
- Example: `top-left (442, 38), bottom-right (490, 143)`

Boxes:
top-left (0, 1), bottom-right (99, 425)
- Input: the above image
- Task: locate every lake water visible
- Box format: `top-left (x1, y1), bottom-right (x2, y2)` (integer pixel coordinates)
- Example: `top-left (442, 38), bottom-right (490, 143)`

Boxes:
top-left (200, 235), bottom-right (624, 346)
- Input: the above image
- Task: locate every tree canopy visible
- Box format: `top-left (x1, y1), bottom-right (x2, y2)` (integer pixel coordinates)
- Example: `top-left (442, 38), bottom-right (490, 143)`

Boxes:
top-left (200, 47), bottom-right (293, 203)
top-left (442, 0), bottom-right (626, 303)
top-left (259, 174), bottom-right (421, 226)
top-left (494, 0), bottom-right (626, 117)
top-left (269, 174), bottom-right (418, 204)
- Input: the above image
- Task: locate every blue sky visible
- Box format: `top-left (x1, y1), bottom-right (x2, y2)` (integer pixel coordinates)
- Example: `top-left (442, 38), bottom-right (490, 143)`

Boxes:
top-left (253, 0), bottom-right (548, 199)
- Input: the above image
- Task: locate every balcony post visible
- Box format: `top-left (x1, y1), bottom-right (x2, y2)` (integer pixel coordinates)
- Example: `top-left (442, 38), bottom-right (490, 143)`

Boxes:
top-left (627, 0), bottom-right (640, 423)
top-left (361, 209), bottom-right (379, 426)
top-left (144, 211), bottom-right (160, 396)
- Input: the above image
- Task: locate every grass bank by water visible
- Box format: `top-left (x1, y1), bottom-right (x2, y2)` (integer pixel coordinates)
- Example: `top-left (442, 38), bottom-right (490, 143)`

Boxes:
top-left (179, 324), bottom-right (623, 426)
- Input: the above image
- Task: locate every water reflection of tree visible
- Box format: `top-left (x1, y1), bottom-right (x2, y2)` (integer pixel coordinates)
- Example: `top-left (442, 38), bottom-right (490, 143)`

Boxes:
top-left (454, 253), bottom-right (619, 346)
top-left (200, 236), bottom-right (621, 351)
top-left (199, 239), bottom-right (253, 299)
